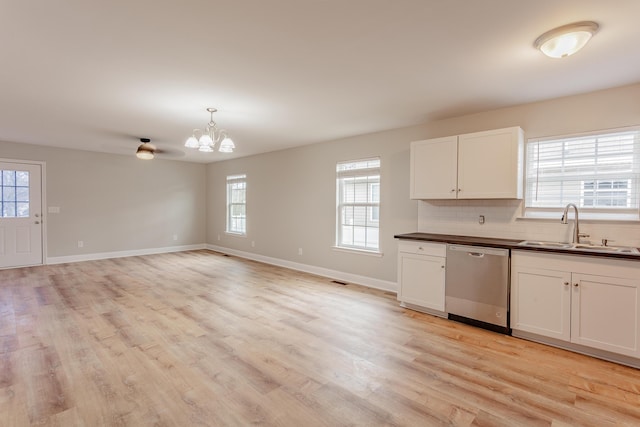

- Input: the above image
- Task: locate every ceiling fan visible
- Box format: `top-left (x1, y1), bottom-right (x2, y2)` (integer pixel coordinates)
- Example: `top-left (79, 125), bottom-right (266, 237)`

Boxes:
top-left (135, 138), bottom-right (170, 160)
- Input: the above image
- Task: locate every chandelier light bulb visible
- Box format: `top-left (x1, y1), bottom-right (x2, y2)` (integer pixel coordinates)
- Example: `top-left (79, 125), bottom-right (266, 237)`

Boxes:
top-left (219, 137), bottom-right (235, 153)
top-left (199, 134), bottom-right (214, 146)
top-left (184, 135), bottom-right (199, 148)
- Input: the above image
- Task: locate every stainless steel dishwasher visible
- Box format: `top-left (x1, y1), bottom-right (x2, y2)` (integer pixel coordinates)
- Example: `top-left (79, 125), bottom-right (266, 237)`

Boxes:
top-left (445, 244), bottom-right (510, 334)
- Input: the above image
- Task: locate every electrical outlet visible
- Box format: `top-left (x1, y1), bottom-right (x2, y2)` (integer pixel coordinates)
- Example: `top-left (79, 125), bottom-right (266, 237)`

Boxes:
top-left (298, 248), bottom-right (303, 255)
top-left (172, 234), bottom-right (178, 241)
top-left (251, 241), bottom-right (255, 248)
top-left (217, 234), bottom-right (221, 241)
top-left (77, 240), bottom-right (84, 248)
top-left (479, 215), bottom-right (485, 225)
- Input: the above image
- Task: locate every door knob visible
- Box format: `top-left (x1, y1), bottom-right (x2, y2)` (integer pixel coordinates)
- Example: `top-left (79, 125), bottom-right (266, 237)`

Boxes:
top-left (35, 221), bottom-right (40, 224)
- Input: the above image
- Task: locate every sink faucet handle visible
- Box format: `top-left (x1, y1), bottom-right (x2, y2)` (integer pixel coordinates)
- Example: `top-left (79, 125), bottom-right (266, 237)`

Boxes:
top-left (601, 238), bottom-right (614, 247)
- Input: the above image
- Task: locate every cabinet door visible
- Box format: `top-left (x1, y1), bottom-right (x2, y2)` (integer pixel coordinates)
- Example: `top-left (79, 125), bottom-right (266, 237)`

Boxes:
top-left (571, 274), bottom-right (640, 358)
top-left (398, 253), bottom-right (445, 311)
top-left (410, 137), bottom-right (458, 199)
top-left (457, 127), bottom-right (523, 199)
top-left (511, 266), bottom-right (571, 341)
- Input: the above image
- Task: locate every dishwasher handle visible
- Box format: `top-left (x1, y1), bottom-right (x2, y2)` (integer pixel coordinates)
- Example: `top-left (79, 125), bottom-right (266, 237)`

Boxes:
top-left (447, 244), bottom-right (509, 257)
top-left (468, 252), bottom-right (485, 258)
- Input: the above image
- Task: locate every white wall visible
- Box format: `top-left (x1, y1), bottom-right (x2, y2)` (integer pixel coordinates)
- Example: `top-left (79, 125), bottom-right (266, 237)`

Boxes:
top-left (206, 126), bottom-right (421, 286)
top-left (207, 82), bottom-right (640, 287)
top-left (0, 141), bottom-right (207, 260)
top-left (417, 83), bottom-right (640, 248)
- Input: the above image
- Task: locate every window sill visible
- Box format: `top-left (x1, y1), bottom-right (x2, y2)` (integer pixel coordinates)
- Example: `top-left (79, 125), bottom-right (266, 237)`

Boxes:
top-left (225, 231), bottom-right (247, 237)
top-left (518, 213), bottom-right (640, 223)
top-left (332, 246), bottom-right (383, 257)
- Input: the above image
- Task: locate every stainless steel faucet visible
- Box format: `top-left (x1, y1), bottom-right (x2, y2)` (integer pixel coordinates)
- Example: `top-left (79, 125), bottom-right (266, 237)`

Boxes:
top-left (561, 203), bottom-right (586, 243)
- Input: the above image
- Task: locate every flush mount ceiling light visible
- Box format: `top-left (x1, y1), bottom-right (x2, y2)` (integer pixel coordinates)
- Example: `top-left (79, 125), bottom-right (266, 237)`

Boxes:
top-left (534, 21), bottom-right (599, 58)
top-left (185, 107), bottom-right (235, 153)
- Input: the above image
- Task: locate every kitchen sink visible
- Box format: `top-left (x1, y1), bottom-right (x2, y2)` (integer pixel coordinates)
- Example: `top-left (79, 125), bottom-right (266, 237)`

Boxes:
top-left (518, 241), bottom-right (573, 249)
top-left (572, 243), bottom-right (640, 254)
top-left (518, 240), bottom-right (640, 254)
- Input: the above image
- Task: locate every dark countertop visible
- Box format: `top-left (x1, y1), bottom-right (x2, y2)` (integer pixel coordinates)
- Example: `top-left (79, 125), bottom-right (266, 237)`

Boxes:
top-left (394, 232), bottom-right (521, 249)
top-left (394, 232), bottom-right (640, 261)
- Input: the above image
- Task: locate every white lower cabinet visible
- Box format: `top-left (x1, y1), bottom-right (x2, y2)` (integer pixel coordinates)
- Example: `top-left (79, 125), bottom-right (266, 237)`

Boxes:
top-left (511, 251), bottom-right (640, 359)
top-left (397, 241), bottom-right (446, 315)
top-left (511, 266), bottom-right (571, 341)
top-left (571, 273), bottom-right (639, 355)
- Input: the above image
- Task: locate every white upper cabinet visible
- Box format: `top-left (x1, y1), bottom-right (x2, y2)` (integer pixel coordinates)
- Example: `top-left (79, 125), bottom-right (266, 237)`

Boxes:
top-left (410, 136), bottom-right (458, 199)
top-left (457, 127), bottom-right (524, 199)
top-left (410, 126), bottom-right (524, 200)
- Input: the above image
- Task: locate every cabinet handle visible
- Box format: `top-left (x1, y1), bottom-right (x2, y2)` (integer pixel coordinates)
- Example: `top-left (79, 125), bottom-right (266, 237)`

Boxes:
top-left (450, 189), bottom-right (456, 193)
top-left (458, 188), bottom-right (462, 192)
top-left (418, 247), bottom-right (423, 251)
top-left (574, 283), bottom-right (579, 287)
top-left (563, 282), bottom-right (569, 286)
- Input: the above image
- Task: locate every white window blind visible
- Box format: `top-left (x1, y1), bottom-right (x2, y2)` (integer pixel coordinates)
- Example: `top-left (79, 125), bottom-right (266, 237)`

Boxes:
top-left (525, 129), bottom-right (640, 219)
top-left (336, 158), bottom-right (380, 251)
top-left (226, 174), bottom-right (246, 234)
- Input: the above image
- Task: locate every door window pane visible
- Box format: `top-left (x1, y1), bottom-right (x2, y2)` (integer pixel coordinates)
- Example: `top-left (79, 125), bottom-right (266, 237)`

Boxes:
top-left (1, 169), bottom-right (30, 217)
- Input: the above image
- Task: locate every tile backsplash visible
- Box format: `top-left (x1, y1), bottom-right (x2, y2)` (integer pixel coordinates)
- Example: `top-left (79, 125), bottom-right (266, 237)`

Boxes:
top-left (417, 199), bottom-right (640, 248)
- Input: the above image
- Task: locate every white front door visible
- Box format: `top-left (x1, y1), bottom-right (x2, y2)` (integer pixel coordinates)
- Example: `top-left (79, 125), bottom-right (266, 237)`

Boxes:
top-left (0, 161), bottom-right (43, 268)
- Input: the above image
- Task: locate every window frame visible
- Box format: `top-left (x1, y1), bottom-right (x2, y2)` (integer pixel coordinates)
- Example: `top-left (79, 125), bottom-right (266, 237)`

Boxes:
top-left (523, 127), bottom-right (640, 221)
top-left (226, 174), bottom-right (247, 235)
top-left (335, 158), bottom-right (381, 253)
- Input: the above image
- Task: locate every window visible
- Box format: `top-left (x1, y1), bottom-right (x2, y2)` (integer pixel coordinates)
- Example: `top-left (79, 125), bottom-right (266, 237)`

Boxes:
top-left (226, 174), bottom-right (246, 234)
top-left (336, 158), bottom-right (380, 251)
top-left (583, 180), bottom-right (630, 207)
top-left (524, 129), bottom-right (640, 219)
top-left (1, 169), bottom-right (30, 218)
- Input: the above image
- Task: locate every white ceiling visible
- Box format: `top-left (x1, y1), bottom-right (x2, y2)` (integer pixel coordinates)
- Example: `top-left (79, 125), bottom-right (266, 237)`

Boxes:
top-left (2, 1), bottom-right (640, 163)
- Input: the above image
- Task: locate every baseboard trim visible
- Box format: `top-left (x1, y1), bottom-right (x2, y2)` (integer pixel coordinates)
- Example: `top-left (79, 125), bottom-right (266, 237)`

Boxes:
top-left (205, 244), bottom-right (397, 293)
top-left (512, 329), bottom-right (640, 369)
top-left (46, 244), bottom-right (207, 265)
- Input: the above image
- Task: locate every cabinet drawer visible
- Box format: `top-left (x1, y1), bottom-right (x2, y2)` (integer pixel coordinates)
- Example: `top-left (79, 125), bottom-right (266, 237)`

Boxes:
top-left (398, 241), bottom-right (446, 257)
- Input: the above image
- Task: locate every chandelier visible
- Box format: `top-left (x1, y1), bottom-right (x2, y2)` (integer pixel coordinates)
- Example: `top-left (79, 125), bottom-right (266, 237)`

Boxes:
top-left (184, 107), bottom-right (235, 153)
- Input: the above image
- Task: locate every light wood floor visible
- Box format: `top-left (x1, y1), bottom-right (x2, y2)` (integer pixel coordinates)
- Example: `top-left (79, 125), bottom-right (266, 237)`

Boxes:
top-left (1, 250), bottom-right (640, 426)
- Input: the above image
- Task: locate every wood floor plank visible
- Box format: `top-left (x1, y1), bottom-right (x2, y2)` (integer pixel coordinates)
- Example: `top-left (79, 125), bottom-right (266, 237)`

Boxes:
top-left (1, 249), bottom-right (640, 426)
